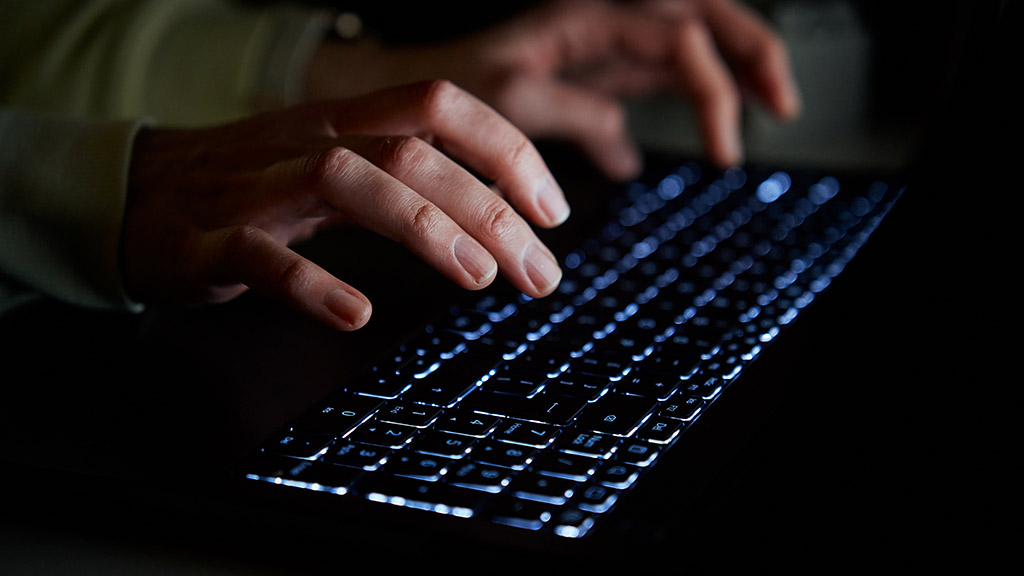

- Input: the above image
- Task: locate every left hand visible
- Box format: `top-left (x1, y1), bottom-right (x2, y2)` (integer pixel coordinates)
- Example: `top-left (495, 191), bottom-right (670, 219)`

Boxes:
top-left (306, 0), bottom-right (801, 180)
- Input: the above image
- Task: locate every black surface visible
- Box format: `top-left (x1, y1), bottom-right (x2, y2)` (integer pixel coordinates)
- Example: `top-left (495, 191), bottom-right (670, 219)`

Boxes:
top-left (0, 145), bottom-right (980, 573)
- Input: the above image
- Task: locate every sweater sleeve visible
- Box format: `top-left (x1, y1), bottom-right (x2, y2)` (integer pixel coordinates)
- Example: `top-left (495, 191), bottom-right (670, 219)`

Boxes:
top-left (0, 1), bottom-right (334, 313)
top-left (0, 109), bottom-right (148, 311)
top-left (0, 0), bottom-right (332, 126)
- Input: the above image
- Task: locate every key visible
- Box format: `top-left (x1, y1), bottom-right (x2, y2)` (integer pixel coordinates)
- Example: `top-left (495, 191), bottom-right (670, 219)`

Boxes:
top-left (637, 351), bottom-right (702, 381)
top-left (356, 475), bottom-right (487, 517)
top-left (635, 416), bottom-right (684, 444)
top-left (531, 451), bottom-right (599, 481)
top-left (658, 394), bottom-right (703, 421)
top-left (414, 349), bottom-right (501, 391)
top-left (492, 420), bottom-right (558, 448)
top-left (400, 377), bottom-right (478, 408)
top-left (347, 420), bottom-right (417, 449)
top-left (377, 402), bottom-right (440, 428)
top-left (349, 353), bottom-right (433, 398)
top-left (460, 390), bottom-right (585, 426)
top-left (593, 462), bottom-right (640, 489)
top-left (557, 429), bottom-right (619, 460)
top-left (323, 441), bottom-right (389, 471)
top-left (615, 370), bottom-right (680, 400)
top-left (575, 393), bottom-right (657, 437)
top-left (411, 430), bottom-right (476, 459)
top-left (503, 348), bottom-right (571, 378)
top-left (678, 374), bottom-right (724, 400)
top-left (543, 372), bottom-right (612, 401)
top-left (568, 353), bottom-right (632, 379)
top-left (510, 473), bottom-right (577, 505)
top-left (613, 440), bottom-right (660, 467)
top-left (267, 432), bottom-right (335, 459)
top-left (575, 483), bottom-right (619, 514)
top-left (484, 367), bottom-right (547, 397)
top-left (552, 508), bottom-right (597, 539)
top-left (434, 410), bottom-right (499, 438)
top-left (384, 453), bottom-right (452, 482)
top-left (447, 461), bottom-right (512, 493)
top-left (401, 325), bottom-right (466, 359)
top-left (471, 439), bottom-right (536, 470)
top-left (487, 497), bottom-right (552, 530)
top-left (293, 392), bottom-right (382, 436)
top-left (242, 453), bottom-right (362, 493)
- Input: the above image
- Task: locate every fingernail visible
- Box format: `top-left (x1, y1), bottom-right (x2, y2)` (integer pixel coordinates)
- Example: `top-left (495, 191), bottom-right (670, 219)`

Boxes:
top-left (524, 242), bottom-right (561, 295)
top-left (325, 288), bottom-right (370, 329)
top-left (455, 235), bottom-right (497, 286)
top-left (536, 175), bottom-right (570, 226)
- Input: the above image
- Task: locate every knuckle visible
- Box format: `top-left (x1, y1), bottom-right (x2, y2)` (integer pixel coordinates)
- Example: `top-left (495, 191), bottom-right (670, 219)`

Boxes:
top-left (376, 135), bottom-right (429, 173)
top-left (219, 225), bottom-right (313, 299)
top-left (498, 133), bottom-right (536, 175)
top-left (303, 146), bottom-right (357, 186)
top-left (411, 79), bottom-right (462, 121)
top-left (405, 201), bottom-right (446, 242)
top-left (275, 256), bottom-right (317, 299)
top-left (477, 201), bottom-right (521, 244)
top-left (220, 225), bottom-right (263, 262)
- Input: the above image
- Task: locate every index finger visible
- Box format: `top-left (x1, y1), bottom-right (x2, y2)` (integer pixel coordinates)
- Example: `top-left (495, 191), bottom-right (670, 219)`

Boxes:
top-left (319, 81), bottom-right (572, 229)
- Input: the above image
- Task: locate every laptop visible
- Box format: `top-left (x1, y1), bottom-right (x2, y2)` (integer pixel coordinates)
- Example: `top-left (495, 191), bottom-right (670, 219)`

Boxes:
top-left (0, 0), bottom-right (1016, 571)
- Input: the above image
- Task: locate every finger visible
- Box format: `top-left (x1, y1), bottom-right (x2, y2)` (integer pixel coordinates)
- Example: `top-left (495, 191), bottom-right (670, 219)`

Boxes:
top-left (669, 17), bottom-right (744, 168)
top-left (497, 75), bottom-right (643, 182)
top-left (345, 134), bottom-right (564, 297)
top-left (698, 0), bottom-right (802, 119)
top-left (555, 1), bottom-right (743, 167)
top-left (318, 80), bottom-right (571, 229)
top-left (266, 145), bottom-right (502, 293)
top-left (211, 225), bottom-right (372, 331)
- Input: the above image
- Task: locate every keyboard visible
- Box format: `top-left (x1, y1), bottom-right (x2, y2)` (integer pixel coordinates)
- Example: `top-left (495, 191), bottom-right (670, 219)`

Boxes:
top-left (237, 159), bottom-right (903, 539)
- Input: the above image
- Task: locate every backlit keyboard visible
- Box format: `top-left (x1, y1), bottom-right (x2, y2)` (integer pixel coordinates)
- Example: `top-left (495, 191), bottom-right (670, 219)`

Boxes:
top-left (238, 160), bottom-right (903, 538)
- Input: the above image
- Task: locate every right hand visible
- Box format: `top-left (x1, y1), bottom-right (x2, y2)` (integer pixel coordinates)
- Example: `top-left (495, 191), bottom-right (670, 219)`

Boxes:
top-left (123, 81), bottom-right (570, 330)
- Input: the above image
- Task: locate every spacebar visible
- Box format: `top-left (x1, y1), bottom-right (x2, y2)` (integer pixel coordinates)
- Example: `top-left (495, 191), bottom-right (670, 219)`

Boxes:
top-left (460, 390), bottom-right (585, 426)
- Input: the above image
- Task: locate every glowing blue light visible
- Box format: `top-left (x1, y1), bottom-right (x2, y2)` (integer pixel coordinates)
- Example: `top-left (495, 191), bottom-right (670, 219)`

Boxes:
top-left (656, 174), bottom-right (685, 200)
top-left (809, 176), bottom-right (840, 204)
top-left (756, 171), bottom-right (791, 203)
top-left (631, 238), bottom-right (657, 259)
top-left (413, 361), bottom-right (441, 379)
top-left (555, 517), bottom-right (597, 539)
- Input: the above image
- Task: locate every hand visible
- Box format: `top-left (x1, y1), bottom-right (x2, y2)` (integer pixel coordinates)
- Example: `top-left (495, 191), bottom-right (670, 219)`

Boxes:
top-left (123, 81), bottom-right (569, 330)
top-left (306, 0), bottom-right (801, 181)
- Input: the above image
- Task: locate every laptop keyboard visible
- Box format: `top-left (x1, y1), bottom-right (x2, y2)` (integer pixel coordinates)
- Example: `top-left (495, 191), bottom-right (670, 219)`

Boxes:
top-left (238, 160), bottom-right (903, 538)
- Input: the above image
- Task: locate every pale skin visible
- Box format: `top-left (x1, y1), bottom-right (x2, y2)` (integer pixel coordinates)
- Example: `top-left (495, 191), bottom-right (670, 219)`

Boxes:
top-left (122, 0), bottom-right (800, 331)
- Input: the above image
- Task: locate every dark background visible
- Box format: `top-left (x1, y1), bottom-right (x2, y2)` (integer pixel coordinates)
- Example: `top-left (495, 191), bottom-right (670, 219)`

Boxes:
top-left (2, 0), bottom-right (1018, 572)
